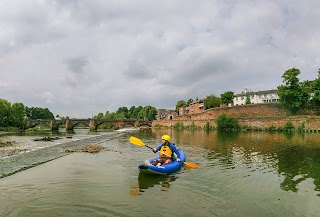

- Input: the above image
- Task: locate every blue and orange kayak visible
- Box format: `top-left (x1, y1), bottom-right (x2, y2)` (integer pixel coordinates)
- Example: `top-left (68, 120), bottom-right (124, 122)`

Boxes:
top-left (138, 150), bottom-right (186, 175)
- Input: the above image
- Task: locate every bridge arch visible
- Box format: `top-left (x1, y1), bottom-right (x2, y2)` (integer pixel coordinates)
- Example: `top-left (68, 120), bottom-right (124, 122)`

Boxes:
top-left (26, 120), bottom-right (52, 130)
top-left (95, 121), bottom-right (119, 130)
top-left (69, 122), bottom-right (89, 130)
top-left (25, 119), bottom-right (152, 131)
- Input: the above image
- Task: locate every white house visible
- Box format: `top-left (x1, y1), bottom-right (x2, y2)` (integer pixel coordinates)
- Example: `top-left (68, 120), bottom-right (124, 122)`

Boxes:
top-left (233, 89), bottom-right (279, 106)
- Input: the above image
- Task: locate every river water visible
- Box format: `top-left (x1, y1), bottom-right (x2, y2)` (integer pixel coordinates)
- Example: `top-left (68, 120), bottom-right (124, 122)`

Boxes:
top-left (0, 128), bottom-right (320, 217)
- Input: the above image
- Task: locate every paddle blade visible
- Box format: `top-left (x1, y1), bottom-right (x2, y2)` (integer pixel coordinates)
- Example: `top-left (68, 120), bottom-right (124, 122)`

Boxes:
top-left (129, 136), bottom-right (146, 147)
top-left (184, 162), bottom-right (200, 169)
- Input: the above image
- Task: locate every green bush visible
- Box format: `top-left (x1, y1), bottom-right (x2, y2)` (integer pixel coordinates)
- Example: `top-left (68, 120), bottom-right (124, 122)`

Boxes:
top-left (173, 121), bottom-right (183, 129)
top-left (284, 121), bottom-right (294, 130)
top-left (242, 125), bottom-right (252, 131)
top-left (268, 126), bottom-right (277, 131)
top-left (216, 114), bottom-right (240, 131)
top-left (98, 123), bottom-right (114, 129)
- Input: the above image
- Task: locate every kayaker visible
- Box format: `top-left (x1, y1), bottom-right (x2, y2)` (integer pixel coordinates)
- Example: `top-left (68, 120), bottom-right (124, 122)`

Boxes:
top-left (145, 135), bottom-right (181, 166)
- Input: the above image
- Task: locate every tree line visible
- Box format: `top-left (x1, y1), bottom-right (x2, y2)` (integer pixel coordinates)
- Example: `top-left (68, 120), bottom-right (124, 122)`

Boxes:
top-left (0, 99), bottom-right (158, 129)
top-left (93, 105), bottom-right (158, 121)
top-left (277, 68), bottom-right (320, 114)
top-left (175, 68), bottom-right (320, 115)
top-left (0, 99), bottom-right (54, 128)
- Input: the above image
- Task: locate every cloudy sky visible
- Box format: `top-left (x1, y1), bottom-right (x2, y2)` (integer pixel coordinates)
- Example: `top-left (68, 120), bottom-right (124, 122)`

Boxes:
top-left (1, 0), bottom-right (319, 118)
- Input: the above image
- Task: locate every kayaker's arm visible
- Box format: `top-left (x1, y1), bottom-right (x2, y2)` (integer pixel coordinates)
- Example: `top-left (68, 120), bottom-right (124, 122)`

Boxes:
top-left (171, 145), bottom-right (180, 159)
top-left (153, 144), bottom-right (162, 153)
top-left (170, 144), bottom-right (181, 160)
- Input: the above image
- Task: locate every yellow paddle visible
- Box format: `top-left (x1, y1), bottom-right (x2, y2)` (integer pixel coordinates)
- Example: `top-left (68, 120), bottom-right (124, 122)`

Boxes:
top-left (129, 136), bottom-right (200, 169)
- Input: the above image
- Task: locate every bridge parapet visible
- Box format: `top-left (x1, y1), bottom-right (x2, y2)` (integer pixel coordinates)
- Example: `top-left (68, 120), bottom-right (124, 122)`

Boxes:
top-left (25, 118), bottom-right (152, 131)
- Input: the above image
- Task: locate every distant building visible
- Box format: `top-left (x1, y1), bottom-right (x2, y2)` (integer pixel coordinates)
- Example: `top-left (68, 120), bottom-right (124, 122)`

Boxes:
top-left (179, 98), bottom-right (204, 115)
top-left (175, 89), bottom-right (281, 117)
top-left (177, 90), bottom-right (280, 116)
top-left (233, 89), bottom-right (279, 105)
top-left (156, 109), bottom-right (175, 120)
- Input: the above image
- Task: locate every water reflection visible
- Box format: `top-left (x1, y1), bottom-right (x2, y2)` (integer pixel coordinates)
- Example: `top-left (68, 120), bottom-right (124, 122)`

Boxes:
top-left (1, 129), bottom-right (320, 216)
top-left (151, 129), bottom-right (320, 196)
top-left (277, 145), bottom-right (320, 195)
top-left (130, 172), bottom-right (177, 196)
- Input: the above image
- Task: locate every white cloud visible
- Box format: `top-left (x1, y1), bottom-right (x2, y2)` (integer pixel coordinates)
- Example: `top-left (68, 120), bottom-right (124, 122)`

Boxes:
top-left (0, 0), bottom-right (319, 118)
top-left (40, 91), bottom-right (55, 104)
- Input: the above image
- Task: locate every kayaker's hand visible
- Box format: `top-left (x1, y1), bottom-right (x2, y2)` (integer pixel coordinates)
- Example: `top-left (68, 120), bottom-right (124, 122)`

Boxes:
top-left (176, 158), bottom-right (181, 162)
top-left (152, 148), bottom-right (157, 153)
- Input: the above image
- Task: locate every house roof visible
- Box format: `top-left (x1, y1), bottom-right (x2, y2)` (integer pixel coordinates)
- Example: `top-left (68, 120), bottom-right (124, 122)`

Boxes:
top-left (234, 89), bottom-right (277, 97)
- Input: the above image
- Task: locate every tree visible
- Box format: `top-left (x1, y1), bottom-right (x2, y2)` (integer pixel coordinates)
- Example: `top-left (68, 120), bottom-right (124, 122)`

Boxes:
top-left (220, 91), bottom-right (234, 105)
top-left (277, 68), bottom-right (310, 114)
top-left (10, 103), bottom-right (25, 127)
top-left (175, 100), bottom-right (187, 113)
top-left (96, 112), bottom-right (104, 119)
top-left (245, 91), bottom-right (252, 104)
top-left (203, 94), bottom-right (222, 110)
top-left (137, 109), bottom-right (145, 119)
top-left (24, 107), bottom-right (54, 119)
top-left (97, 105), bottom-right (157, 121)
top-left (104, 111), bottom-right (116, 120)
top-left (144, 105), bottom-right (158, 120)
top-left (0, 99), bottom-right (11, 126)
top-left (128, 106), bottom-right (136, 119)
top-left (187, 98), bottom-right (194, 105)
top-left (311, 69), bottom-right (320, 106)
top-left (43, 108), bottom-right (54, 119)
top-left (0, 99), bottom-right (26, 127)
top-left (116, 107), bottom-right (129, 119)
top-left (115, 112), bottom-right (126, 119)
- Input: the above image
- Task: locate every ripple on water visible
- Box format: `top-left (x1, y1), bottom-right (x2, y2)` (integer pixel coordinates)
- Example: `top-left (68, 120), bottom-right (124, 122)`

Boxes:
top-left (1, 130), bottom-right (320, 216)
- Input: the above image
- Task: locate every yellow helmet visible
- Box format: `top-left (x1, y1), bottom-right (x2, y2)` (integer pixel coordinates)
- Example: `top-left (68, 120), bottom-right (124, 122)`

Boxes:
top-left (161, 135), bottom-right (171, 142)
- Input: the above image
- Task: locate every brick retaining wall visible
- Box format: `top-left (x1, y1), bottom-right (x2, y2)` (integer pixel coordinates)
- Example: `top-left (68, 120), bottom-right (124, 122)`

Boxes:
top-left (152, 104), bottom-right (320, 129)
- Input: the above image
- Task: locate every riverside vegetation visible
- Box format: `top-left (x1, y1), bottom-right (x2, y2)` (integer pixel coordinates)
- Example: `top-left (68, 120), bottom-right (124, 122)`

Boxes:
top-left (1, 67), bottom-right (320, 133)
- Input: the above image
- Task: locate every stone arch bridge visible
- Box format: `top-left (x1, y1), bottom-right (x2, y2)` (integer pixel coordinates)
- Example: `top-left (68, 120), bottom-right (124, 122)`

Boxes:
top-left (24, 119), bottom-right (152, 131)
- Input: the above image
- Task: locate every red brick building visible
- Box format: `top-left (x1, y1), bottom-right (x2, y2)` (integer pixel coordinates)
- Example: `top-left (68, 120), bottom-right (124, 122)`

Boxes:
top-left (179, 98), bottom-right (204, 115)
top-left (156, 109), bottom-right (175, 120)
